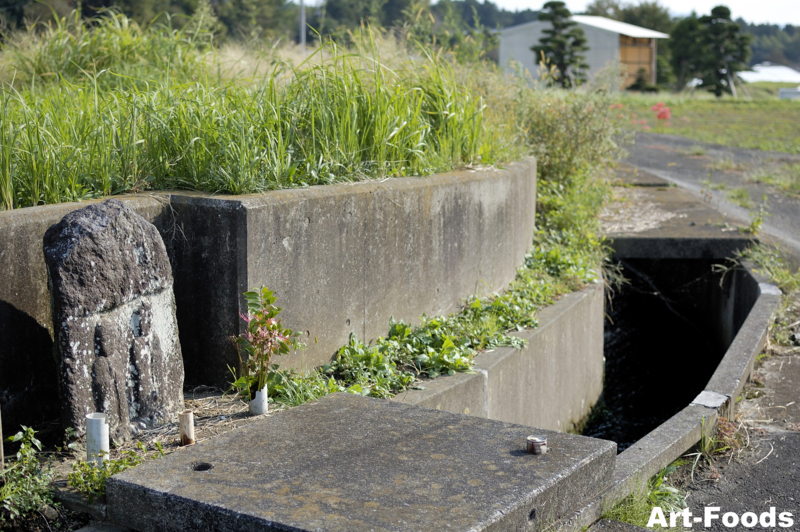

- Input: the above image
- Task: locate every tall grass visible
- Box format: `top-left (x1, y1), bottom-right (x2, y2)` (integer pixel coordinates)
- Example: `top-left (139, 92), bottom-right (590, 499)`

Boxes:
top-left (0, 11), bottom-right (626, 211)
top-left (0, 20), bottom-right (503, 209)
top-left (1, 11), bottom-right (213, 89)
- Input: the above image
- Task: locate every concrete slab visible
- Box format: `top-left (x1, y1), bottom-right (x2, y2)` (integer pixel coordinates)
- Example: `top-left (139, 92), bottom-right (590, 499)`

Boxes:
top-left (604, 186), bottom-right (752, 260)
top-left (53, 481), bottom-right (107, 520)
top-left (479, 284), bottom-right (604, 432)
top-left (107, 393), bottom-right (616, 532)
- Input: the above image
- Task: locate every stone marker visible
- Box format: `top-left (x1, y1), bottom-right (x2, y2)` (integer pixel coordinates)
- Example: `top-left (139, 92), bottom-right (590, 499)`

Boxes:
top-left (107, 393), bottom-right (616, 532)
top-left (44, 199), bottom-right (183, 440)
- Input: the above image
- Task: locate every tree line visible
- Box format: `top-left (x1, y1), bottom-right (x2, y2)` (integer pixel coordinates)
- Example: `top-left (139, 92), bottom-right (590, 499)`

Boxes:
top-left (0, 0), bottom-right (532, 42)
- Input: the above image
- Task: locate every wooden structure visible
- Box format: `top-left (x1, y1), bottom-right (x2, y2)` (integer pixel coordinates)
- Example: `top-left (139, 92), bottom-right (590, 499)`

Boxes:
top-left (500, 16), bottom-right (669, 88)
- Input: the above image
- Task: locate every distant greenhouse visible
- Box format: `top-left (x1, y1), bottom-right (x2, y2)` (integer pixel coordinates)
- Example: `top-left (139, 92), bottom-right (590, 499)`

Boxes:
top-left (500, 16), bottom-right (669, 88)
top-left (739, 62), bottom-right (800, 83)
top-left (738, 62), bottom-right (800, 100)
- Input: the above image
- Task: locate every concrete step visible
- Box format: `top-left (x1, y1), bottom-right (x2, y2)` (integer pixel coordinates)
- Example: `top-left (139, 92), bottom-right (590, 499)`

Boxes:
top-left (106, 393), bottom-right (616, 532)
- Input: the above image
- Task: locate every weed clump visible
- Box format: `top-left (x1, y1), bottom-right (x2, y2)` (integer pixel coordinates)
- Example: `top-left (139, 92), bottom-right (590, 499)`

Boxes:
top-left (0, 428), bottom-right (54, 525)
top-left (602, 463), bottom-right (687, 528)
top-left (67, 443), bottom-right (163, 503)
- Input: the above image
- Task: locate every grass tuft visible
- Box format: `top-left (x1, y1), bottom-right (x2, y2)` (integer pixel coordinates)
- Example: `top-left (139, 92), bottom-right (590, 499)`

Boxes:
top-left (746, 163), bottom-right (800, 197)
top-left (727, 187), bottom-right (754, 208)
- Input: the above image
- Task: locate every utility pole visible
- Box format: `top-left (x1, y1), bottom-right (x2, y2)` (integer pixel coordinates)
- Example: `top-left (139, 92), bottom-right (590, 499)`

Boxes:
top-left (300, 0), bottom-right (306, 51)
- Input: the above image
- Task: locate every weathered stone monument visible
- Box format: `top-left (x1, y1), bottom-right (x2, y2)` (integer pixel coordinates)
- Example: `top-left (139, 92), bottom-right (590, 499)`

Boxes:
top-left (44, 200), bottom-right (184, 440)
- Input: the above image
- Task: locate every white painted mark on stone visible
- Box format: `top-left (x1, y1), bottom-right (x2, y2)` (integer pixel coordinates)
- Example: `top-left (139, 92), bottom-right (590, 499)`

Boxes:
top-left (691, 390), bottom-right (729, 409)
top-left (759, 283), bottom-right (782, 297)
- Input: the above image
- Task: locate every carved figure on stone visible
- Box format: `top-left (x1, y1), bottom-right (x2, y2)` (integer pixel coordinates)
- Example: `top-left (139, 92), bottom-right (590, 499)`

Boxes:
top-left (44, 199), bottom-right (184, 440)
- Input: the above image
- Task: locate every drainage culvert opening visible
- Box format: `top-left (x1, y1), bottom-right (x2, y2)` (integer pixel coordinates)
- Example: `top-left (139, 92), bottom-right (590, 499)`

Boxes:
top-left (582, 258), bottom-right (758, 451)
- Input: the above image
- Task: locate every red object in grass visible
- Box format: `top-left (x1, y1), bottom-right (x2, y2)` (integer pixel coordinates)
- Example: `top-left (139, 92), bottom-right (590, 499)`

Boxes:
top-left (650, 102), bottom-right (665, 111)
top-left (656, 107), bottom-right (671, 120)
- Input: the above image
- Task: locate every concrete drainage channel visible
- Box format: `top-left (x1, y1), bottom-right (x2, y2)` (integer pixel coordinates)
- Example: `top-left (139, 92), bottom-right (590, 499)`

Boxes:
top-left (64, 166), bottom-right (780, 532)
top-left (563, 167), bottom-right (783, 531)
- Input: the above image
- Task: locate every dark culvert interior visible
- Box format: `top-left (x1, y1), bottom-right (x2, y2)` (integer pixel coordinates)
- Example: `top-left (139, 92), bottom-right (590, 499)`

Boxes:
top-left (582, 258), bottom-right (759, 451)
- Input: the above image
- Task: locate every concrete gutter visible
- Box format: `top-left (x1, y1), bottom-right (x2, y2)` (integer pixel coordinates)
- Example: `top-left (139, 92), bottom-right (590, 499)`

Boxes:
top-left (560, 166), bottom-right (785, 532)
top-left (558, 275), bottom-right (781, 531)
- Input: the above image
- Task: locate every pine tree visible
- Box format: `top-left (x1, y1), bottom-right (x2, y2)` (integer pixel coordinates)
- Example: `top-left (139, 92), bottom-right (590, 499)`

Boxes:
top-left (697, 5), bottom-right (751, 97)
top-left (668, 13), bottom-right (703, 91)
top-left (531, 1), bottom-right (588, 88)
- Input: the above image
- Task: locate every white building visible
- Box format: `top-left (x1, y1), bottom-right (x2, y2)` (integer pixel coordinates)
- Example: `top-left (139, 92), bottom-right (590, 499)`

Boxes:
top-left (500, 16), bottom-right (669, 88)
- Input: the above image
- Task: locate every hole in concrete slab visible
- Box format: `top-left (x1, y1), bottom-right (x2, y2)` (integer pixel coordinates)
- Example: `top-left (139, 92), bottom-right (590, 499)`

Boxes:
top-left (528, 508), bottom-right (537, 522)
top-left (192, 462), bottom-right (213, 472)
top-left (346, 319), bottom-right (351, 326)
top-left (583, 258), bottom-right (757, 451)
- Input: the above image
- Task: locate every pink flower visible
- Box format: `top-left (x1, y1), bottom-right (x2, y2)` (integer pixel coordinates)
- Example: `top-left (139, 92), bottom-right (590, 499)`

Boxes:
top-left (631, 113), bottom-right (637, 118)
top-left (656, 107), bottom-right (671, 120)
top-left (643, 125), bottom-right (651, 130)
top-left (650, 102), bottom-right (665, 112)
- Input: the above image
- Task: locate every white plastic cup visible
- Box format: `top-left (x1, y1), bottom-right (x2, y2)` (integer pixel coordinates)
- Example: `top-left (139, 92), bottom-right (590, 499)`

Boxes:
top-left (86, 413), bottom-right (110, 466)
top-left (249, 390), bottom-right (269, 416)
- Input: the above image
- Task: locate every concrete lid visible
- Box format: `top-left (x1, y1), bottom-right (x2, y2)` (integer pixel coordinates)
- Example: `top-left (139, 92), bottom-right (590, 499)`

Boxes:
top-left (107, 393), bottom-right (616, 532)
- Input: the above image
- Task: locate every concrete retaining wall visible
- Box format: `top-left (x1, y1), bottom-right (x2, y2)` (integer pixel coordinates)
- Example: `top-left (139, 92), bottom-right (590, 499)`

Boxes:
top-left (393, 282), bottom-right (605, 432)
top-left (0, 159), bottom-right (537, 434)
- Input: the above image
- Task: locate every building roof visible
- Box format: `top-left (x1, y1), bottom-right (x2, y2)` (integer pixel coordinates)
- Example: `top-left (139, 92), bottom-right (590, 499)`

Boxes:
top-left (738, 63), bottom-right (800, 83)
top-left (502, 15), bottom-right (669, 39)
top-left (571, 16), bottom-right (670, 38)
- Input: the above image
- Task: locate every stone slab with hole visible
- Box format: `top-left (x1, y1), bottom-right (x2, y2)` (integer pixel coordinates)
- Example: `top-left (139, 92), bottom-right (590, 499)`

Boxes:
top-left (106, 393), bottom-right (616, 532)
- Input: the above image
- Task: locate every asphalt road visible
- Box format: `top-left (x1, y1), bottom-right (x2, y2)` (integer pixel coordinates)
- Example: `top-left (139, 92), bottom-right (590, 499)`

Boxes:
top-left (622, 132), bottom-right (800, 256)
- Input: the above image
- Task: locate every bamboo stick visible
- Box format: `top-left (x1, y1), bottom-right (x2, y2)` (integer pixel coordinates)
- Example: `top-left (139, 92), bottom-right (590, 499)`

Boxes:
top-left (179, 410), bottom-right (195, 446)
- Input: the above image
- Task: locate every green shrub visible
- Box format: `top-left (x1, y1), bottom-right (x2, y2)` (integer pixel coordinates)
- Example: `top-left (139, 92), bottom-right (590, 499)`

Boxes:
top-left (521, 90), bottom-right (625, 185)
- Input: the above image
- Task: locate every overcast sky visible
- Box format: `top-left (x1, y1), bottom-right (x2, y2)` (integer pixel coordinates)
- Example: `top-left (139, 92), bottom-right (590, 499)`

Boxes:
top-left (490, 0), bottom-right (800, 26)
